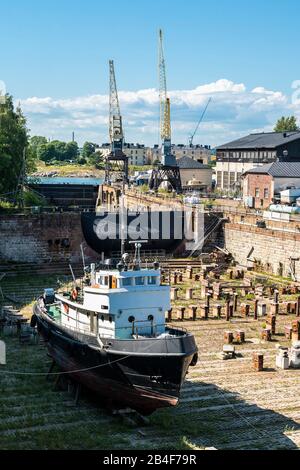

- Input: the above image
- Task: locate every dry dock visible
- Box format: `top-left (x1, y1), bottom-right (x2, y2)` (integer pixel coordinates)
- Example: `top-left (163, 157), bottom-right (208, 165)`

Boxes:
top-left (0, 269), bottom-right (300, 450)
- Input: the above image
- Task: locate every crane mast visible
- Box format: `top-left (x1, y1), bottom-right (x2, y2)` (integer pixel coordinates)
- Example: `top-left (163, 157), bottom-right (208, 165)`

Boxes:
top-left (158, 29), bottom-right (174, 165)
top-left (105, 60), bottom-right (128, 184)
top-left (109, 59), bottom-right (124, 153)
top-left (149, 30), bottom-right (181, 193)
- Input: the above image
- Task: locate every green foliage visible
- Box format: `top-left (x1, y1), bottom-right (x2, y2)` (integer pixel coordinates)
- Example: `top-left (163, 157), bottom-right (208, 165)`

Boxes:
top-left (88, 151), bottom-right (104, 168)
top-left (29, 136), bottom-right (48, 160)
top-left (0, 94), bottom-right (30, 195)
top-left (23, 190), bottom-right (46, 207)
top-left (274, 116), bottom-right (298, 132)
top-left (37, 140), bottom-right (79, 163)
top-left (82, 141), bottom-right (98, 160)
top-left (77, 157), bottom-right (87, 165)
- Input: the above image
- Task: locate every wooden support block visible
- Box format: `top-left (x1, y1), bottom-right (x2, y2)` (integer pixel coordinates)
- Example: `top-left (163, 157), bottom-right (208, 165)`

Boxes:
top-left (190, 305), bottom-right (198, 321)
top-left (284, 325), bottom-right (292, 340)
top-left (186, 288), bottom-right (193, 301)
top-left (240, 303), bottom-right (250, 317)
top-left (253, 353), bottom-right (264, 372)
top-left (236, 330), bottom-right (245, 344)
top-left (171, 288), bottom-right (178, 301)
top-left (261, 328), bottom-right (271, 342)
top-left (224, 331), bottom-right (233, 344)
top-left (267, 314), bottom-right (276, 335)
top-left (213, 304), bottom-right (222, 318)
top-left (199, 305), bottom-right (209, 320)
top-left (178, 306), bottom-right (186, 321)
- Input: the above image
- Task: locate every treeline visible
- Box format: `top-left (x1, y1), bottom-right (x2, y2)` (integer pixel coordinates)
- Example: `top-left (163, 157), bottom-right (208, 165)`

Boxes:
top-left (0, 94), bottom-right (35, 196)
top-left (30, 137), bottom-right (103, 166)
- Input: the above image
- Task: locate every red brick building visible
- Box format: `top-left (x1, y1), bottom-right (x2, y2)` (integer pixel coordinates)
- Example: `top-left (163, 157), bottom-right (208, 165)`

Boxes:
top-left (242, 162), bottom-right (300, 209)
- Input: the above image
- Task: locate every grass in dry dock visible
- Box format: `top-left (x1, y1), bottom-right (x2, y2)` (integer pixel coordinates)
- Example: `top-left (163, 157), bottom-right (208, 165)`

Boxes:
top-left (0, 274), bottom-right (300, 450)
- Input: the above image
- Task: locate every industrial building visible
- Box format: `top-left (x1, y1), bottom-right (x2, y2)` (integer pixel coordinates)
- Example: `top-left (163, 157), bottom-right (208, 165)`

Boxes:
top-left (177, 156), bottom-right (212, 191)
top-left (242, 161), bottom-right (300, 209)
top-left (216, 131), bottom-right (300, 191)
top-left (99, 143), bottom-right (150, 166)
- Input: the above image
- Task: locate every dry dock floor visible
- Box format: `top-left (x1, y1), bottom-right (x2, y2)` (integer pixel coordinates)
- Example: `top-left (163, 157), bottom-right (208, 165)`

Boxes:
top-left (0, 313), bottom-right (299, 450)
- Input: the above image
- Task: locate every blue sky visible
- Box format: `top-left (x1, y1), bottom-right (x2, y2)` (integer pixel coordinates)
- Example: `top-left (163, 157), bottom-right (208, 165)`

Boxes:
top-left (1, 0), bottom-right (300, 146)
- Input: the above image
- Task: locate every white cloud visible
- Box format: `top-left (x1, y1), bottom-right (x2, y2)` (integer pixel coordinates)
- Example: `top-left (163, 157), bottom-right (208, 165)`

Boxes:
top-left (18, 79), bottom-right (299, 147)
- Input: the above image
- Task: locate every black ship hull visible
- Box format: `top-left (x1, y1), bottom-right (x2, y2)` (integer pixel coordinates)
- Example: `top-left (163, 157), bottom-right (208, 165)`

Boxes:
top-left (33, 304), bottom-right (198, 414)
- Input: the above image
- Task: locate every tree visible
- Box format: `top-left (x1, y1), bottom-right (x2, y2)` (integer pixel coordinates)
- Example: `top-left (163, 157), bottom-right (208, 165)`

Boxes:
top-left (88, 150), bottom-right (104, 168)
top-left (0, 94), bottom-right (30, 195)
top-left (65, 141), bottom-right (79, 161)
top-left (29, 136), bottom-right (48, 160)
top-left (274, 116), bottom-right (298, 132)
top-left (82, 141), bottom-right (97, 160)
top-left (37, 142), bottom-right (57, 162)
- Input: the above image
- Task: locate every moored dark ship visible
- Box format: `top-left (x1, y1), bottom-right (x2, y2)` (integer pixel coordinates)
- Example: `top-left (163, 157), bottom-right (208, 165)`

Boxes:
top-left (32, 246), bottom-right (198, 414)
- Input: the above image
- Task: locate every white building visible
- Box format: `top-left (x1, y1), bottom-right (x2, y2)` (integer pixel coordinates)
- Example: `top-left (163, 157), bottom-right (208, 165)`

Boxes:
top-left (98, 143), bottom-right (150, 166)
top-left (147, 144), bottom-right (211, 165)
top-left (148, 144), bottom-right (211, 165)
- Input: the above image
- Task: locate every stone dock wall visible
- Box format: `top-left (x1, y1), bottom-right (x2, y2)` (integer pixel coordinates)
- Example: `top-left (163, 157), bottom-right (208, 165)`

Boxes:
top-left (0, 213), bottom-right (99, 264)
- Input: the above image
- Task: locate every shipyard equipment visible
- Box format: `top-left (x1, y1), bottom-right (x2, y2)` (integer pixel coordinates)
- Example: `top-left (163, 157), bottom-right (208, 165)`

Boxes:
top-left (104, 60), bottom-right (128, 184)
top-left (188, 97), bottom-right (212, 147)
top-left (149, 30), bottom-right (182, 193)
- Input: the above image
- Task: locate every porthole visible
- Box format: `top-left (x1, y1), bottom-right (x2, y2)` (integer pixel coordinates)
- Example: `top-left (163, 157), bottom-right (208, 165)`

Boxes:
top-left (148, 315), bottom-right (154, 321)
top-left (128, 316), bottom-right (135, 323)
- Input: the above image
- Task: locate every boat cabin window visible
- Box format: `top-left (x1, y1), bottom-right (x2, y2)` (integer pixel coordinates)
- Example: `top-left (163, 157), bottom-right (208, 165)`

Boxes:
top-left (135, 276), bottom-right (145, 286)
top-left (122, 277), bottom-right (132, 287)
top-left (99, 276), bottom-right (109, 286)
top-left (148, 276), bottom-right (158, 285)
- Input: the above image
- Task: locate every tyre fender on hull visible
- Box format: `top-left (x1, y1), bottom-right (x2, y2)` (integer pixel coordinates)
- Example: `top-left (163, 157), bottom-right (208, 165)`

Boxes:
top-left (30, 314), bottom-right (37, 328)
top-left (190, 353), bottom-right (198, 367)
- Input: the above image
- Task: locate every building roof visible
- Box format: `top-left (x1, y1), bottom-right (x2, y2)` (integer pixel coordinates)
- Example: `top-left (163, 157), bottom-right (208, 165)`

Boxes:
top-left (177, 156), bottom-right (211, 170)
top-left (217, 131), bottom-right (300, 150)
top-left (243, 162), bottom-right (300, 178)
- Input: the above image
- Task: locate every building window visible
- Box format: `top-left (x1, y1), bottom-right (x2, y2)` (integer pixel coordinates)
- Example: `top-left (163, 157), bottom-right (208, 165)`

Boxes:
top-left (230, 172), bottom-right (235, 187)
top-left (135, 277), bottom-right (145, 286)
top-left (217, 172), bottom-right (222, 187)
top-left (255, 188), bottom-right (260, 198)
top-left (264, 188), bottom-right (269, 199)
top-left (223, 172), bottom-right (229, 188)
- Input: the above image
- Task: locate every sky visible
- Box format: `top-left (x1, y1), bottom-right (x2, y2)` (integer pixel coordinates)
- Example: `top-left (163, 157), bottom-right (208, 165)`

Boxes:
top-left (1, 0), bottom-right (300, 147)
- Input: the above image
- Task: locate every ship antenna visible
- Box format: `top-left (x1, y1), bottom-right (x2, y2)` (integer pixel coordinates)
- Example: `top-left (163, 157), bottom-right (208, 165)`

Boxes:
top-left (80, 243), bottom-right (87, 274)
top-left (69, 264), bottom-right (76, 286)
top-left (129, 240), bottom-right (148, 270)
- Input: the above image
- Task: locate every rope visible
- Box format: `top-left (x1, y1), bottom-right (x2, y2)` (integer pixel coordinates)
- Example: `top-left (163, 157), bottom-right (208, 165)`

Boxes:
top-left (0, 351), bottom-right (133, 377)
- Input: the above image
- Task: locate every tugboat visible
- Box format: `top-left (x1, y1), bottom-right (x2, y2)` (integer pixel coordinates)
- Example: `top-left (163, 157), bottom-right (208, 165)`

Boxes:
top-left (32, 244), bottom-right (198, 415)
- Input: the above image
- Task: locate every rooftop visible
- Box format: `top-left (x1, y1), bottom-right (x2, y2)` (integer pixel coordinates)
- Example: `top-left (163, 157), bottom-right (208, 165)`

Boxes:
top-left (217, 131), bottom-right (300, 150)
top-left (177, 155), bottom-right (211, 170)
top-left (243, 161), bottom-right (300, 178)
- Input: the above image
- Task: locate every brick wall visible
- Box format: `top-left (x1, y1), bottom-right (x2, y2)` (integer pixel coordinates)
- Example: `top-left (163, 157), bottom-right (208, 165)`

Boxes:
top-left (243, 174), bottom-right (273, 209)
top-left (0, 213), bottom-right (100, 264)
